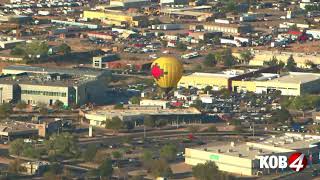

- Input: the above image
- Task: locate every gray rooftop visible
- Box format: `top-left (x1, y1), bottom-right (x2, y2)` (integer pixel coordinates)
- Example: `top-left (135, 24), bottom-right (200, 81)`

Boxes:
top-left (0, 73), bottom-right (96, 87)
top-left (3, 65), bottom-right (110, 78)
top-left (195, 133), bottom-right (320, 160)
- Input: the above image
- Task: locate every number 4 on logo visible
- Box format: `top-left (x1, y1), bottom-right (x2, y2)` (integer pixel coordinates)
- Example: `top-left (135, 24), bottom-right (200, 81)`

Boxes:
top-left (288, 152), bottom-right (308, 172)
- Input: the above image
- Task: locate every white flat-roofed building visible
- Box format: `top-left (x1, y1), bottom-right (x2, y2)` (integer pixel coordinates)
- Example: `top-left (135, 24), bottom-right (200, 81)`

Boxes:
top-left (185, 133), bottom-right (320, 176)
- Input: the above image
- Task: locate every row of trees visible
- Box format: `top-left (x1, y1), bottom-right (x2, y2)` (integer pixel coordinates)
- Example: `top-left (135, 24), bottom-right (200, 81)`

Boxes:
top-left (203, 49), bottom-right (254, 68)
top-left (142, 144), bottom-right (177, 178)
top-left (263, 55), bottom-right (297, 71)
top-left (203, 49), bottom-right (237, 67)
top-left (11, 41), bottom-right (71, 63)
top-left (192, 161), bottom-right (236, 180)
top-left (281, 95), bottom-right (320, 112)
top-left (9, 133), bottom-right (79, 160)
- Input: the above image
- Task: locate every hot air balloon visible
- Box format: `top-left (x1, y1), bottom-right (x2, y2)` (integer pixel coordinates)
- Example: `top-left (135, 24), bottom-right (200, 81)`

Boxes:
top-left (151, 56), bottom-right (183, 93)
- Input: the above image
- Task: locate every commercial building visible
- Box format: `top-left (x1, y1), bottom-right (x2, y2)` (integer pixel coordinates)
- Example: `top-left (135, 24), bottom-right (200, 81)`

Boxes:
top-left (92, 54), bottom-right (120, 69)
top-left (87, 32), bottom-right (115, 41)
top-left (51, 19), bottom-right (100, 29)
top-left (0, 121), bottom-right (38, 141)
top-left (161, 7), bottom-right (212, 21)
top-left (83, 106), bottom-right (201, 127)
top-left (178, 72), bottom-right (238, 90)
top-left (83, 10), bottom-right (148, 27)
top-left (232, 72), bottom-right (320, 96)
top-left (185, 133), bottom-right (320, 176)
top-left (178, 67), bottom-right (278, 91)
top-left (20, 161), bottom-right (50, 175)
top-left (140, 99), bottom-right (169, 109)
top-left (0, 39), bottom-right (26, 49)
top-left (160, 0), bottom-right (188, 5)
top-left (0, 15), bottom-right (32, 24)
top-left (1, 65), bottom-right (111, 106)
top-left (203, 23), bottom-right (251, 35)
top-left (109, 0), bottom-right (151, 8)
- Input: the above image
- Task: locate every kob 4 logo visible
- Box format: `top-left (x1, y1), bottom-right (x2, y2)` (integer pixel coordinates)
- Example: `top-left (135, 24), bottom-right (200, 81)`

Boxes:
top-left (259, 152), bottom-right (308, 172)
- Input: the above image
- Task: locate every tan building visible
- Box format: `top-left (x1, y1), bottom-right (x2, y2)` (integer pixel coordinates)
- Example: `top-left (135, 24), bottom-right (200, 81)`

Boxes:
top-left (83, 10), bottom-right (148, 27)
top-left (83, 106), bottom-right (201, 127)
top-left (203, 23), bottom-right (251, 35)
top-left (140, 99), bottom-right (169, 109)
top-left (185, 133), bottom-right (320, 176)
top-left (20, 161), bottom-right (50, 175)
top-left (232, 72), bottom-right (320, 96)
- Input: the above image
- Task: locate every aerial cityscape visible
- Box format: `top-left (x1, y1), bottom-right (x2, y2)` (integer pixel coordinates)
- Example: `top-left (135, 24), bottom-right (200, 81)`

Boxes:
top-left (0, 0), bottom-right (320, 179)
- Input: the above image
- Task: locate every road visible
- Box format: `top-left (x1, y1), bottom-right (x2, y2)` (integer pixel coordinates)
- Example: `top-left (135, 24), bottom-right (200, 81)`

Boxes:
top-left (78, 128), bottom-right (270, 146)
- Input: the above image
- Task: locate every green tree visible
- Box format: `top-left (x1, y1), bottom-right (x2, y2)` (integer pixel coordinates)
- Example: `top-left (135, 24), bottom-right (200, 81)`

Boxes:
top-left (112, 151), bottom-right (122, 159)
top-left (225, 1), bottom-right (236, 12)
top-left (286, 55), bottom-right (297, 71)
top-left (82, 144), bottom-right (97, 162)
top-left (15, 100), bottom-right (27, 110)
top-left (97, 158), bottom-right (113, 178)
top-left (105, 116), bottom-right (123, 133)
top-left (239, 50), bottom-right (253, 64)
top-left (190, 99), bottom-right (202, 110)
top-left (44, 133), bottom-right (79, 159)
top-left (269, 108), bottom-right (292, 124)
top-left (225, 49), bottom-right (234, 66)
top-left (0, 102), bottom-right (12, 119)
top-left (160, 144), bottom-right (177, 162)
top-left (58, 43), bottom-right (71, 55)
top-left (38, 102), bottom-right (48, 115)
top-left (176, 42), bottom-right (187, 51)
top-left (11, 45), bottom-right (26, 56)
top-left (53, 100), bottom-right (64, 110)
top-left (9, 139), bottom-right (25, 156)
top-left (264, 56), bottom-right (278, 66)
top-left (129, 96), bottom-right (140, 104)
top-left (192, 161), bottom-right (234, 180)
top-left (113, 103), bottom-right (124, 109)
top-left (150, 159), bottom-right (173, 178)
top-left (203, 86), bottom-right (212, 94)
top-left (22, 145), bottom-right (41, 159)
top-left (141, 149), bottom-right (153, 170)
top-left (144, 115), bottom-right (156, 128)
top-left (203, 53), bottom-right (217, 67)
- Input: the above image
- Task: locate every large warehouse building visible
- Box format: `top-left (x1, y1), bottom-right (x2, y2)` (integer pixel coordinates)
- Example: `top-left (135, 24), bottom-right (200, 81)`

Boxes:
top-left (178, 68), bottom-right (320, 96)
top-left (232, 72), bottom-right (320, 96)
top-left (178, 67), bottom-right (279, 91)
top-left (83, 10), bottom-right (148, 27)
top-left (185, 133), bottom-right (320, 176)
top-left (83, 105), bottom-right (201, 127)
top-left (0, 65), bottom-right (111, 106)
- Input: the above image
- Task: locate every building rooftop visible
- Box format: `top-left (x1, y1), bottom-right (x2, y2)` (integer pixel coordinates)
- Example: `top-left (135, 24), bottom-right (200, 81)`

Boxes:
top-left (0, 121), bottom-right (38, 136)
top-left (193, 133), bottom-right (320, 160)
top-left (0, 72), bottom-right (96, 87)
top-left (183, 70), bottom-right (255, 79)
top-left (269, 72), bottom-right (320, 84)
top-left (204, 22), bottom-right (250, 28)
top-left (84, 106), bottom-right (201, 121)
top-left (3, 65), bottom-right (110, 78)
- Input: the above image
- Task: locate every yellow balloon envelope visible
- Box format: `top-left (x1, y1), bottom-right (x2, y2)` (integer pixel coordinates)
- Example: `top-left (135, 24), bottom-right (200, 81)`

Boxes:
top-left (151, 57), bottom-right (183, 91)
